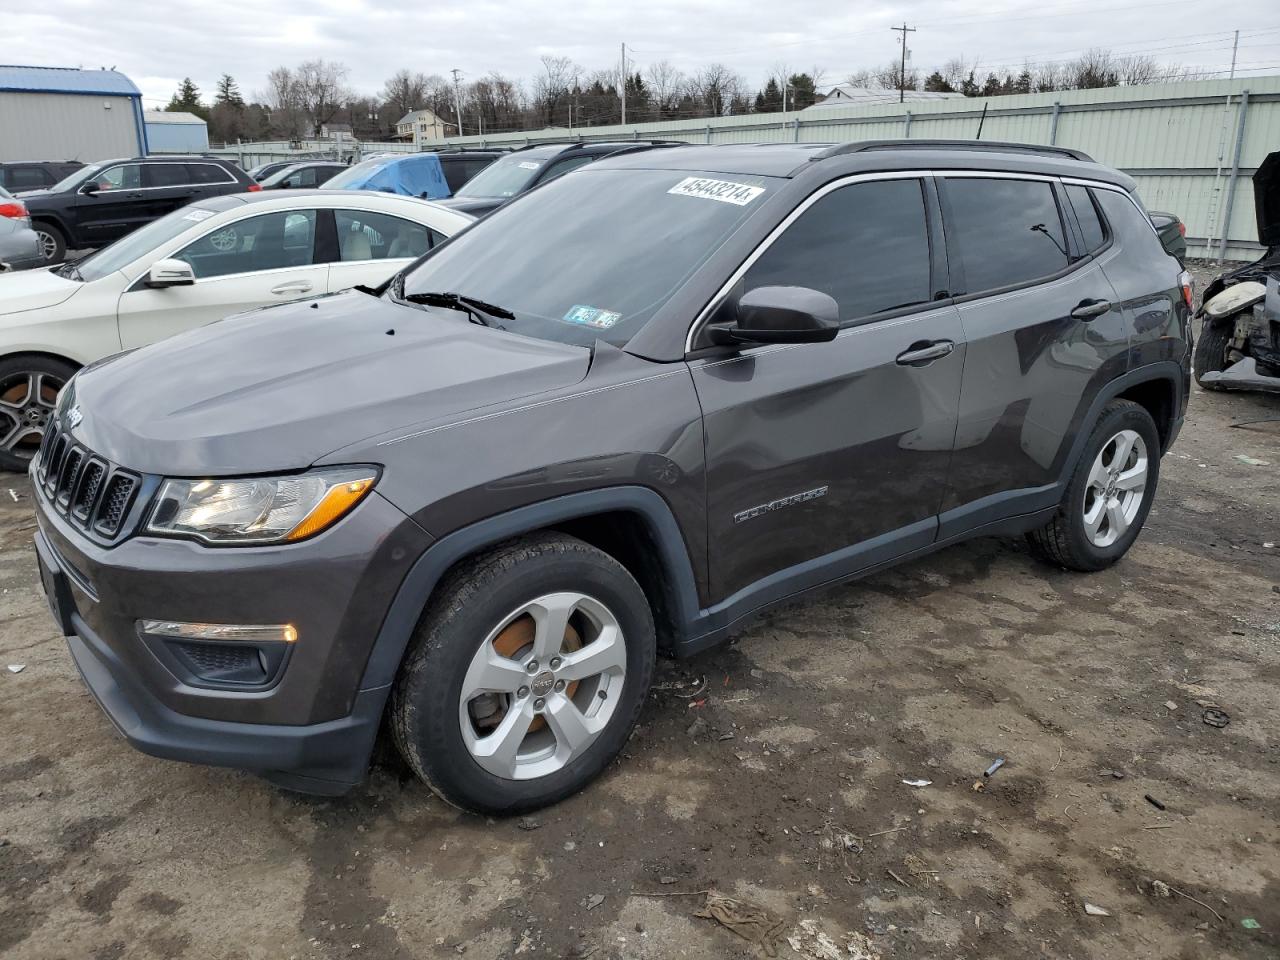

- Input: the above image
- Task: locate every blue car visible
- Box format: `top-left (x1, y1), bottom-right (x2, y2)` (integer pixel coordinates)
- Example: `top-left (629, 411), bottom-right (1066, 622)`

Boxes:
top-left (321, 151), bottom-right (502, 200)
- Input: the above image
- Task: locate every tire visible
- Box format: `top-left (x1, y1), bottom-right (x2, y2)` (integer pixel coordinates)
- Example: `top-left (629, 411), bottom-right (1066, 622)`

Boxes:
top-left (391, 533), bottom-right (656, 815)
top-left (1026, 399), bottom-right (1161, 572)
top-left (32, 222), bottom-right (66, 265)
top-left (0, 354), bottom-right (77, 473)
top-left (1193, 317), bottom-right (1233, 390)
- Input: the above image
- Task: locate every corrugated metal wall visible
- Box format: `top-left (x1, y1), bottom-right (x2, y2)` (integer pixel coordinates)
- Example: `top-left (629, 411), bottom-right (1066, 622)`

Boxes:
top-left (0, 92), bottom-right (141, 163)
top-left (144, 121), bottom-right (210, 154)
top-left (409, 75), bottom-right (1280, 261)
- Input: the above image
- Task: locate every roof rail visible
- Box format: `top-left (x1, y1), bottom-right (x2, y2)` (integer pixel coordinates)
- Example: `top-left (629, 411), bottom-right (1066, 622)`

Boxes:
top-left (812, 139), bottom-right (1093, 163)
top-left (511, 138), bottom-right (689, 153)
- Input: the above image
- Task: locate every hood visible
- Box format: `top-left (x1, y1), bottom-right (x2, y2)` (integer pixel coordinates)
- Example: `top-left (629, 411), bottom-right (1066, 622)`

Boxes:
top-left (0, 267), bottom-right (81, 315)
top-left (1255, 151), bottom-right (1279, 247)
top-left (435, 196), bottom-right (505, 217)
top-left (67, 291), bottom-right (591, 476)
top-left (13, 188), bottom-right (56, 204)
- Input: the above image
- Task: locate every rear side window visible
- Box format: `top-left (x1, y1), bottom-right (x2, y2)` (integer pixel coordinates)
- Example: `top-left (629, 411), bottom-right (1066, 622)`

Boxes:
top-left (144, 164), bottom-right (189, 188)
top-left (186, 163), bottom-right (235, 185)
top-left (1066, 184), bottom-right (1107, 253)
top-left (944, 178), bottom-right (1069, 294)
top-left (743, 177), bottom-right (932, 323)
top-left (336, 209), bottom-right (435, 261)
top-left (6, 166), bottom-right (49, 189)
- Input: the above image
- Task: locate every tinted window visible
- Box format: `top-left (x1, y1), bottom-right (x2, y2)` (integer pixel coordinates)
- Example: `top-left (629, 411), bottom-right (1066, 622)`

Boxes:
top-left (336, 210), bottom-right (432, 261)
top-left (541, 155), bottom-right (596, 183)
top-left (743, 178), bottom-right (932, 322)
top-left (944, 178), bottom-right (1068, 293)
top-left (144, 164), bottom-right (189, 188)
top-left (95, 164), bottom-right (143, 191)
top-left (1094, 189), bottom-right (1167, 259)
top-left (186, 163), bottom-right (234, 184)
top-left (1066, 184), bottom-right (1106, 253)
top-left (7, 167), bottom-right (49, 189)
top-left (174, 210), bottom-right (317, 278)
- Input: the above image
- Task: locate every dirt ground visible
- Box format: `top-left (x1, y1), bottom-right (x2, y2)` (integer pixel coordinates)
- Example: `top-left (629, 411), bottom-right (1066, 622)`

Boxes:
top-left (2, 280), bottom-right (1278, 959)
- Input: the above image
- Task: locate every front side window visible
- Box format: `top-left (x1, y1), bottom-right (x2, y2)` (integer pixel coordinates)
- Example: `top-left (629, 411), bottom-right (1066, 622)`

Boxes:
top-left (336, 210), bottom-right (434, 261)
top-left (742, 178), bottom-right (932, 323)
top-left (94, 164), bottom-right (142, 191)
top-left (173, 210), bottom-right (317, 279)
top-left (401, 167), bottom-right (777, 348)
top-left (541, 155), bottom-right (596, 184)
top-left (944, 177), bottom-right (1069, 294)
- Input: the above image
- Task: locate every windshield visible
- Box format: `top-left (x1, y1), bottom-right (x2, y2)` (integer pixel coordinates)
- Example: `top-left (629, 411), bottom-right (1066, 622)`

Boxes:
top-left (49, 162), bottom-right (104, 194)
top-left (401, 167), bottom-right (776, 348)
top-left (454, 153), bottom-right (547, 199)
top-left (322, 157), bottom-right (391, 190)
top-left (73, 203), bottom-right (223, 283)
top-left (259, 164), bottom-right (307, 188)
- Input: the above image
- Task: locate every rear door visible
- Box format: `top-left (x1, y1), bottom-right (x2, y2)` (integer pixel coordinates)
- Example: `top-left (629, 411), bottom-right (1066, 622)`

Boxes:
top-left (185, 162), bottom-right (241, 200)
top-left (72, 162), bottom-right (147, 244)
top-left (937, 174), bottom-right (1128, 531)
top-left (324, 208), bottom-right (442, 292)
top-left (690, 175), bottom-right (965, 600)
top-left (143, 162), bottom-right (198, 219)
top-left (117, 208), bottom-right (327, 348)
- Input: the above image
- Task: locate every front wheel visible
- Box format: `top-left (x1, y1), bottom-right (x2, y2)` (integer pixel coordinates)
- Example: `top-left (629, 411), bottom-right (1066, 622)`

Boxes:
top-left (0, 355), bottom-right (76, 472)
top-left (32, 222), bottom-right (66, 265)
top-left (391, 533), bottom-right (656, 815)
top-left (1026, 399), bottom-right (1160, 572)
top-left (1193, 317), bottom-right (1233, 389)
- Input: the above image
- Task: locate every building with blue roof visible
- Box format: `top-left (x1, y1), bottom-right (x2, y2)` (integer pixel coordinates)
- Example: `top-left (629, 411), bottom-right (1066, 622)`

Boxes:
top-left (0, 65), bottom-right (147, 162)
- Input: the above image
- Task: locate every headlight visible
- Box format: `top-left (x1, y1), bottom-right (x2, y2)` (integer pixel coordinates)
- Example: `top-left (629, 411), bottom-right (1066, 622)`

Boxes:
top-left (146, 467), bottom-right (377, 545)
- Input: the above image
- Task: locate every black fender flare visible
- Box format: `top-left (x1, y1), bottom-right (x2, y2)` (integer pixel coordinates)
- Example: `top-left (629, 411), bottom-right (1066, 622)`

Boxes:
top-left (28, 212), bottom-right (72, 247)
top-left (356, 485), bottom-right (702, 691)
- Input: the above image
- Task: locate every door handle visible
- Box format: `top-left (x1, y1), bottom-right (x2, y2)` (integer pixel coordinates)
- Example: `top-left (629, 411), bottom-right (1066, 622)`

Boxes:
top-left (1070, 298), bottom-right (1112, 320)
top-left (270, 281), bottom-right (312, 295)
top-left (895, 339), bottom-right (955, 366)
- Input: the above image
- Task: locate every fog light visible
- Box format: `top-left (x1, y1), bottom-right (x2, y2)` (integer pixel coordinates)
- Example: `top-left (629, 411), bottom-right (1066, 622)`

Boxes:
top-left (137, 620), bottom-right (298, 643)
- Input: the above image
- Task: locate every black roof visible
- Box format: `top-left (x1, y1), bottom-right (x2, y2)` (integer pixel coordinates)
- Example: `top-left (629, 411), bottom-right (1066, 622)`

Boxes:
top-left (596, 139), bottom-right (1132, 189)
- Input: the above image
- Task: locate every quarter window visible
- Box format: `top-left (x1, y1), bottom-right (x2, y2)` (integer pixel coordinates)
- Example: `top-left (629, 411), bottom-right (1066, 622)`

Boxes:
top-left (944, 178), bottom-right (1069, 293)
top-left (173, 210), bottom-right (318, 279)
top-left (336, 210), bottom-right (435, 261)
top-left (185, 163), bottom-right (235, 184)
top-left (1065, 184), bottom-right (1107, 254)
top-left (742, 178), bottom-right (933, 323)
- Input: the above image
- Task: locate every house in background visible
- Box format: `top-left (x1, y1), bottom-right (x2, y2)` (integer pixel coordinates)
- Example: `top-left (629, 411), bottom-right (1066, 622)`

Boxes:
top-left (395, 108), bottom-right (451, 145)
top-left (0, 65), bottom-right (146, 161)
top-left (144, 111), bottom-right (209, 153)
top-left (803, 84), bottom-right (966, 111)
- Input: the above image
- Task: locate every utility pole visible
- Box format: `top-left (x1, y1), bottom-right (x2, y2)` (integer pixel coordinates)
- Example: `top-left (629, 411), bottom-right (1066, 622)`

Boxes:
top-left (620, 42), bottom-right (627, 125)
top-left (891, 22), bottom-right (916, 103)
top-left (450, 68), bottom-right (464, 138)
top-left (1229, 29), bottom-right (1240, 79)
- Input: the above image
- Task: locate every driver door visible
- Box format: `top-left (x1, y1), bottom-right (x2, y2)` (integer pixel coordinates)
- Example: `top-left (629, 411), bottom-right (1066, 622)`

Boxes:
top-left (117, 209), bottom-right (328, 349)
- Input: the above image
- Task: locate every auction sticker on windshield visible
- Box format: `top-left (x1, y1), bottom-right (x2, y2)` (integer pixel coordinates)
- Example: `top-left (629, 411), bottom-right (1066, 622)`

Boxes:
top-left (563, 305), bottom-right (622, 329)
top-left (668, 177), bottom-right (765, 206)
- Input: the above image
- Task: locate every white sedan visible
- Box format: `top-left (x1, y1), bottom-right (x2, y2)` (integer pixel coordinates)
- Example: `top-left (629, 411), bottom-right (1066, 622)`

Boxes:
top-left (0, 190), bottom-right (472, 470)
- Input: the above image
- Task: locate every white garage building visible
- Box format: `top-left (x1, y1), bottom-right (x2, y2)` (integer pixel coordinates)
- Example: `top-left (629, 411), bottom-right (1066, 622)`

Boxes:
top-left (0, 65), bottom-right (147, 163)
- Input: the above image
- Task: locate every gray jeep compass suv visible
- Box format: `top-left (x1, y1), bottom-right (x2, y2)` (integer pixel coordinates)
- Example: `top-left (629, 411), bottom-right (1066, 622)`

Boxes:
top-left (32, 140), bottom-right (1192, 814)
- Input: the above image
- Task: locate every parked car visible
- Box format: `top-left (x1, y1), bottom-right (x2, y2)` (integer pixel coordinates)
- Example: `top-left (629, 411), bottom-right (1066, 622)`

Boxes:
top-left (18, 156), bottom-right (257, 264)
top-left (437, 140), bottom-right (678, 217)
top-left (0, 160), bottom-right (83, 192)
top-left (0, 187), bottom-right (42, 272)
top-left (31, 140), bottom-right (1190, 813)
top-left (1194, 149), bottom-right (1280, 392)
top-left (0, 190), bottom-right (470, 468)
top-left (1149, 210), bottom-right (1187, 260)
top-left (260, 162), bottom-right (348, 190)
top-left (246, 160), bottom-right (300, 182)
top-left (322, 150), bottom-right (503, 199)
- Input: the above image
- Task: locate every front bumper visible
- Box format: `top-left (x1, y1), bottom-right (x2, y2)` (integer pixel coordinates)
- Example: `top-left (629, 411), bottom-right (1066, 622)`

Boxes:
top-left (32, 467), bottom-right (432, 794)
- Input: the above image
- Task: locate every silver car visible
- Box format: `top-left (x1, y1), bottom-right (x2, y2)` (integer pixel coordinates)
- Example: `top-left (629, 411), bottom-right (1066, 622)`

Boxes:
top-left (0, 186), bottom-right (41, 272)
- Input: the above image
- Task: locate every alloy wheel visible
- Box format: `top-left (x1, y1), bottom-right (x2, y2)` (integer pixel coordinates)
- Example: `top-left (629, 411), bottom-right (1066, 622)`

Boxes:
top-left (0, 370), bottom-right (63, 459)
top-left (35, 230), bottom-right (59, 262)
top-left (459, 592), bottom-right (627, 781)
top-left (1082, 428), bottom-right (1148, 548)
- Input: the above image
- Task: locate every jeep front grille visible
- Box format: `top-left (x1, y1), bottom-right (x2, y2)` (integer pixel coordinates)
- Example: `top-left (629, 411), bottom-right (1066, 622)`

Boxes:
top-left (37, 424), bottom-right (139, 538)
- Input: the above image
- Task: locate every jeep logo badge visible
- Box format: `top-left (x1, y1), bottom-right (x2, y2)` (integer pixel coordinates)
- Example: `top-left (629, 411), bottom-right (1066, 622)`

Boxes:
top-left (530, 672), bottom-right (555, 697)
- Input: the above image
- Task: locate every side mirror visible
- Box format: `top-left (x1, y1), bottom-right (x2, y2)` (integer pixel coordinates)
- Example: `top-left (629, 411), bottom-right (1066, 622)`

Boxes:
top-left (80, 181), bottom-right (100, 196)
top-left (709, 285), bottom-right (840, 346)
top-left (145, 259), bottom-right (196, 289)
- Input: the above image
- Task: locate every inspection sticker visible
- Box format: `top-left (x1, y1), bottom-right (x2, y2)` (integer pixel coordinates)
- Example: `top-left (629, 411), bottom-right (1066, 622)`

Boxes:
top-left (518, 161), bottom-right (541, 170)
top-left (668, 176), bottom-right (765, 206)
top-left (563, 304), bottom-right (622, 329)
top-left (182, 209), bottom-right (217, 222)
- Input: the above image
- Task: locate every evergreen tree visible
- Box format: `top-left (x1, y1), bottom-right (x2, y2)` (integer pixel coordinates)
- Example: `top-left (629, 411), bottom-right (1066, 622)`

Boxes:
top-left (960, 71), bottom-right (980, 97)
top-left (755, 77), bottom-right (782, 113)
top-left (787, 73), bottom-right (817, 109)
top-left (215, 74), bottom-right (245, 109)
top-left (923, 71), bottom-right (955, 93)
top-left (166, 78), bottom-right (208, 118)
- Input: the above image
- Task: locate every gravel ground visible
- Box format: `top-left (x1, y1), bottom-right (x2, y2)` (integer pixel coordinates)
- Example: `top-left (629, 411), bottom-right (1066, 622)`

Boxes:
top-left (1, 266), bottom-right (1277, 960)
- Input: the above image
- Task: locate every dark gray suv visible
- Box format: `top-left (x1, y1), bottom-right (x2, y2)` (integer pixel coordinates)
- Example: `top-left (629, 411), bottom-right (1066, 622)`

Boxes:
top-left (31, 141), bottom-right (1192, 813)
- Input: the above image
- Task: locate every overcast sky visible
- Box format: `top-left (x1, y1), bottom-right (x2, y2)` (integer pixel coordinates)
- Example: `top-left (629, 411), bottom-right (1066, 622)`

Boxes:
top-left (11, 0), bottom-right (1280, 107)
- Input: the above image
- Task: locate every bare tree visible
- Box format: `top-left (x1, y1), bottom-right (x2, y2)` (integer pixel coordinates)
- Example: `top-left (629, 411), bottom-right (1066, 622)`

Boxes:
top-left (381, 69), bottom-right (431, 124)
top-left (532, 55), bottom-right (580, 127)
top-left (295, 59), bottom-right (352, 137)
top-left (645, 60), bottom-right (686, 120)
top-left (690, 63), bottom-right (747, 117)
top-left (261, 66), bottom-right (305, 138)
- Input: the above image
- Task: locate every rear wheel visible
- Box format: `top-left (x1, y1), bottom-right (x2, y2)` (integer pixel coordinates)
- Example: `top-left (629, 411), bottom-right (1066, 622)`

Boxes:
top-left (1193, 317), bottom-right (1233, 390)
top-left (1026, 400), bottom-right (1160, 572)
top-left (32, 222), bottom-right (66, 265)
top-left (0, 355), bottom-right (75, 472)
top-left (391, 533), bottom-right (655, 815)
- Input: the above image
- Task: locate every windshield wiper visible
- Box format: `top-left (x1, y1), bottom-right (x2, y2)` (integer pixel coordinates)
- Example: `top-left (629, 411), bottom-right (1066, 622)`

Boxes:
top-left (402, 290), bottom-right (515, 328)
